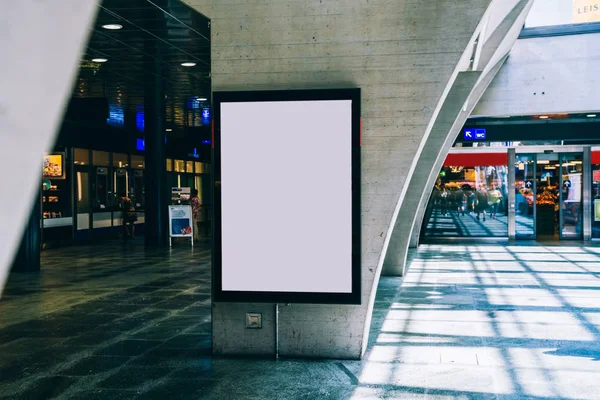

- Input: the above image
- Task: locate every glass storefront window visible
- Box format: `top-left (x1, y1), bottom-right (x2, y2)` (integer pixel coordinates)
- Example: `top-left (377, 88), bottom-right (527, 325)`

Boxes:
top-left (515, 155), bottom-right (536, 238)
top-left (525, 0), bottom-right (600, 28)
top-left (74, 148), bottom-right (89, 166)
top-left (113, 153), bottom-right (128, 168)
top-left (593, 164), bottom-right (600, 239)
top-left (559, 153), bottom-right (584, 238)
top-left (422, 165), bottom-right (509, 238)
top-left (195, 162), bottom-right (210, 174)
top-left (186, 161), bottom-right (194, 173)
top-left (166, 158), bottom-right (173, 172)
top-left (92, 150), bottom-right (110, 166)
top-left (174, 159), bottom-right (185, 173)
top-left (132, 155), bottom-right (145, 169)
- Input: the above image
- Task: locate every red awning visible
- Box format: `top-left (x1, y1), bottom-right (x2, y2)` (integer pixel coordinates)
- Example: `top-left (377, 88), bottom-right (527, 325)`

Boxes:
top-left (443, 152), bottom-right (508, 167)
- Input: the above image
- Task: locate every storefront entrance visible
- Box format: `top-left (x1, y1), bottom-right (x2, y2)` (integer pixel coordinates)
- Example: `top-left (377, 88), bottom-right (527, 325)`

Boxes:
top-left (421, 145), bottom-right (594, 242)
top-left (509, 146), bottom-right (591, 240)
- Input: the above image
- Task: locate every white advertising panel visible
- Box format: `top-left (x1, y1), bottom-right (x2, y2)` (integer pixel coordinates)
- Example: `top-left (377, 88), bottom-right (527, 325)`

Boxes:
top-left (168, 205), bottom-right (193, 238)
top-left (213, 89), bottom-right (361, 304)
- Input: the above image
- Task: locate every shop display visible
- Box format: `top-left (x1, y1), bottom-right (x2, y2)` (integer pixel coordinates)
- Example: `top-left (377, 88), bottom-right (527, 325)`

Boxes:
top-left (43, 153), bottom-right (65, 179)
top-left (172, 187), bottom-right (191, 204)
top-left (536, 188), bottom-right (558, 235)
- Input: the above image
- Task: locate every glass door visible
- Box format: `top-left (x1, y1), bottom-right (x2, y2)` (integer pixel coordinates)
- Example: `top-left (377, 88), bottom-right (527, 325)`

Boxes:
top-left (75, 167), bottom-right (91, 234)
top-left (515, 154), bottom-right (536, 238)
top-left (559, 153), bottom-right (583, 239)
top-left (535, 153), bottom-right (559, 239)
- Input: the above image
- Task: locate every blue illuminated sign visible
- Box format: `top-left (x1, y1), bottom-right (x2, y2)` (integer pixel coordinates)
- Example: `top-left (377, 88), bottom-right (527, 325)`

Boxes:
top-left (136, 106), bottom-right (144, 132)
top-left (202, 108), bottom-right (211, 125)
top-left (188, 147), bottom-right (200, 159)
top-left (202, 139), bottom-right (211, 145)
top-left (187, 96), bottom-right (201, 109)
top-left (136, 138), bottom-right (145, 151)
top-left (107, 104), bottom-right (124, 127)
top-left (463, 128), bottom-right (486, 141)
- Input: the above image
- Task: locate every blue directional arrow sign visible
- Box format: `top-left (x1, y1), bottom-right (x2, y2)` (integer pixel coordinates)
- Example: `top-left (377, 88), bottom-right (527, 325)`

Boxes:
top-left (463, 128), bottom-right (486, 141)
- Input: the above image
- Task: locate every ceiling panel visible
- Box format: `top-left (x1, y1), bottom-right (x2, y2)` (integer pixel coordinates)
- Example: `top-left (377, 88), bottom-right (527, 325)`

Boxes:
top-left (75, 0), bottom-right (211, 129)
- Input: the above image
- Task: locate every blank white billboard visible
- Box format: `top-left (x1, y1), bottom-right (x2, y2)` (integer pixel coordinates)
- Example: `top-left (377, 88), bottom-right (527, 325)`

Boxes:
top-left (214, 89), bottom-right (361, 304)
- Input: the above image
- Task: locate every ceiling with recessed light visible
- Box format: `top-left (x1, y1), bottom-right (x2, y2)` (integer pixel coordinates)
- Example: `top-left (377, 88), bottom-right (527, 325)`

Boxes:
top-left (74, 0), bottom-right (210, 129)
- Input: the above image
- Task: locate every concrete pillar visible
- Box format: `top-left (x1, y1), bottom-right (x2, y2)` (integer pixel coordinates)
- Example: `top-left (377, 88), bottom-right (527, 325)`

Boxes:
top-left (144, 4), bottom-right (168, 248)
top-left (185, 0), bottom-right (495, 359)
top-left (11, 194), bottom-right (41, 273)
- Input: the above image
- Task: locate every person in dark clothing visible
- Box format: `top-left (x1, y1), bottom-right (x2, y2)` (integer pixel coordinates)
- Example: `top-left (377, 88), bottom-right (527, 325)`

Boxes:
top-left (440, 185), bottom-right (449, 216)
top-left (475, 187), bottom-right (488, 221)
top-left (455, 189), bottom-right (466, 216)
top-left (119, 193), bottom-right (137, 240)
top-left (467, 190), bottom-right (476, 214)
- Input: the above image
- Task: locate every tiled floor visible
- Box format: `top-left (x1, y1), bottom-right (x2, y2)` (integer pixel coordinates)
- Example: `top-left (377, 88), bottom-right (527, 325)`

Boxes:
top-left (0, 242), bottom-right (213, 399)
top-left (2, 241), bottom-right (600, 399)
top-left (423, 207), bottom-right (539, 238)
top-left (424, 208), bottom-right (510, 238)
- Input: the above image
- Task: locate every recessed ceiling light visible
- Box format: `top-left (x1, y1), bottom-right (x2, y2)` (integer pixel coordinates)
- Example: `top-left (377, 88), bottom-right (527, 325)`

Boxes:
top-left (196, 97), bottom-right (207, 101)
top-left (539, 115), bottom-right (549, 119)
top-left (92, 58), bottom-right (108, 63)
top-left (166, 128), bottom-right (173, 132)
top-left (181, 62), bottom-right (196, 67)
top-left (587, 114), bottom-right (597, 117)
top-left (102, 24), bottom-right (123, 30)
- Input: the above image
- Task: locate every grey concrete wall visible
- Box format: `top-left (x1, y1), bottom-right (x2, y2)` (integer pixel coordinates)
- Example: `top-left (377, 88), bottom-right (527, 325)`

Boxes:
top-left (184, 0), bottom-right (493, 359)
top-left (473, 32), bottom-right (600, 117)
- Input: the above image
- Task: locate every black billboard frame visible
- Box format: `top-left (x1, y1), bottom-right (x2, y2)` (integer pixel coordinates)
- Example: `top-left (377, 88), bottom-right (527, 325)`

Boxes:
top-left (212, 88), bottom-right (361, 305)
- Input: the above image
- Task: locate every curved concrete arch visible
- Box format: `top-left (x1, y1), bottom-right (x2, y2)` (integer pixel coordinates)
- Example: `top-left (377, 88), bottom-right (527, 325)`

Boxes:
top-left (382, 0), bottom-right (534, 278)
top-left (186, 0), bottom-right (536, 359)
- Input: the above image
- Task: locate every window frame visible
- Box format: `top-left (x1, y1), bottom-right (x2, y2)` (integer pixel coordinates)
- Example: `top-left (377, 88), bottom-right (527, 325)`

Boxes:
top-left (520, 21), bottom-right (600, 38)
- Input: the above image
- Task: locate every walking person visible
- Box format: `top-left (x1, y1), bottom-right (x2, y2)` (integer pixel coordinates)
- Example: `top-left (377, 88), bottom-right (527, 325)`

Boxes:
top-left (191, 189), bottom-right (201, 243)
top-left (440, 185), bottom-right (449, 216)
top-left (475, 186), bottom-right (488, 222)
top-left (467, 189), bottom-right (476, 214)
top-left (456, 190), bottom-right (466, 216)
top-left (119, 193), bottom-right (137, 241)
top-left (488, 184), bottom-right (502, 219)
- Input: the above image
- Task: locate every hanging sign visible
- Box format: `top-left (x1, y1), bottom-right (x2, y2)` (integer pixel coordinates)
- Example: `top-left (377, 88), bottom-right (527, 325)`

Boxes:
top-left (573, 1), bottom-right (600, 23)
top-left (463, 128), bottom-right (486, 141)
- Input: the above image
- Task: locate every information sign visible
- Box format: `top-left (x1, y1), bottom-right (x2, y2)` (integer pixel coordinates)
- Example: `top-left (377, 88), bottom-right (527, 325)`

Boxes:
top-left (168, 205), bottom-right (193, 246)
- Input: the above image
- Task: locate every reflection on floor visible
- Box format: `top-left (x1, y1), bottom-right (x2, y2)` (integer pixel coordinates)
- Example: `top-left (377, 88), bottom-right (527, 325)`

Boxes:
top-left (424, 209), bottom-right (510, 237)
top-left (0, 243), bottom-right (212, 399)
top-left (353, 243), bottom-right (600, 399)
top-left (424, 208), bottom-right (541, 238)
top-left (2, 243), bottom-right (600, 399)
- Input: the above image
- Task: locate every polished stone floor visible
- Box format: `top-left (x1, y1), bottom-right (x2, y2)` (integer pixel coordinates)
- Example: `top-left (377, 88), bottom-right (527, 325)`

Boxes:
top-left (423, 207), bottom-right (541, 239)
top-left (1, 242), bottom-right (600, 399)
top-left (424, 208), bottom-right (510, 238)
